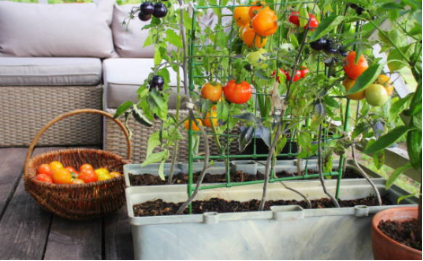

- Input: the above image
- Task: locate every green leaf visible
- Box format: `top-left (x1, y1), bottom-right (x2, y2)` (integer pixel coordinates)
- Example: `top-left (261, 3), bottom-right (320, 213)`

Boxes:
top-left (132, 106), bottom-right (154, 127)
top-left (143, 34), bottom-right (153, 47)
top-left (166, 29), bottom-right (183, 48)
top-left (154, 45), bottom-right (162, 66)
top-left (309, 15), bottom-right (345, 42)
top-left (323, 96), bottom-right (339, 108)
top-left (141, 150), bottom-right (168, 167)
top-left (346, 62), bottom-right (385, 95)
top-left (373, 150), bottom-right (385, 170)
top-left (390, 94), bottom-right (412, 119)
top-left (413, 10), bottom-right (422, 26)
top-left (217, 102), bottom-right (229, 122)
top-left (387, 45), bottom-right (413, 71)
top-left (364, 126), bottom-right (416, 154)
top-left (298, 132), bottom-right (312, 152)
top-left (114, 101), bottom-right (134, 118)
top-left (397, 194), bottom-right (418, 204)
top-left (146, 131), bottom-right (161, 158)
top-left (158, 161), bottom-right (165, 180)
top-left (299, 6), bottom-right (309, 28)
top-left (289, 33), bottom-right (299, 48)
top-left (407, 129), bottom-right (422, 170)
top-left (386, 163), bottom-right (412, 188)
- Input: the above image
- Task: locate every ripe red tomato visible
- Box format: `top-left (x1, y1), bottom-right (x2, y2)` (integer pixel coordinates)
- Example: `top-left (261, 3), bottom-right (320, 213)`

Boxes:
top-left (79, 169), bottom-right (98, 183)
top-left (201, 82), bottom-right (223, 102)
top-left (79, 163), bottom-right (94, 173)
top-left (286, 70), bottom-right (301, 82)
top-left (37, 164), bottom-right (52, 176)
top-left (300, 67), bottom-right (309, 78)
top-left (223, 80), bottom-right (252, 104)
top-left (304, 14), bottom-right (318, 31)
top-left (288, 11), bottom-right (300, 25)
top-left (35, 174), bottom-right (53, 183)
top-left (343, 51), bottom-right (369, 80)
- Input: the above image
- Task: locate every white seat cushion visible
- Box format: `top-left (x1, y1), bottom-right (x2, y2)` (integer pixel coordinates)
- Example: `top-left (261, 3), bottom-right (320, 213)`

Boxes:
top-left (0, 57), bottom-right (102, 86)
top-left (104, 58), bottom-right (184, 108)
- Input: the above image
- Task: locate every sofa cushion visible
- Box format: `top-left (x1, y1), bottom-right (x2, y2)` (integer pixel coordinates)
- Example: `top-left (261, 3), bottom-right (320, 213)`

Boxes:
top-left (0, 1), bottom-right (116, 58)
top-left (104, 58), bottom-right (184, 108)
top-left (112, 4), bottom-right (155, 58)
top-left (0, 57), bottom-right (102, 86)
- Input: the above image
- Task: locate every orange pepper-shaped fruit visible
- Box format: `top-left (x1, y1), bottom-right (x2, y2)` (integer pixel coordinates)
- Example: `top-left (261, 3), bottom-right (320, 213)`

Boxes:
top-left (241, 25), bottom-right (267, 48)
top-left (251, 7), bottom-right (278, 37)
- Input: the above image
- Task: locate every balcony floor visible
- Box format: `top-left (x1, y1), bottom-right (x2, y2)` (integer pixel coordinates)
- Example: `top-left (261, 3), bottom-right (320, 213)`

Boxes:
top-left (0, 147), bottom-right (134, 260)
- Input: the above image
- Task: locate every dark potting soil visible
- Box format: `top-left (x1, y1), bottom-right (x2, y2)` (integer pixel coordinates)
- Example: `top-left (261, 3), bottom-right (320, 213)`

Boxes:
top-left (378, 219), bottom-right (422, 251)
top-left (133, 195), bottom-right (392, 217)
top-left (129, 168), bottom-right (362, 186)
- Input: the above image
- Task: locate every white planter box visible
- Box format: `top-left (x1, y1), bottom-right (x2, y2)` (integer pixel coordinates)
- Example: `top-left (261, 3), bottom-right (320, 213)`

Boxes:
top-left (125, 179), bottom-right (417, 259)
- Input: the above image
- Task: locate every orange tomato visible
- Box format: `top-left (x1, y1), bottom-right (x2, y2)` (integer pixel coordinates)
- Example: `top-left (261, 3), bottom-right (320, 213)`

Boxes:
top-left (65, 166), bottom-right (79, 174)
top-left (343, 77), bottom-right (365, 100)
top-left (376, 75), bottom-right (394, 95)
top-left (79, 163), bottom-right (94, 173)
top-left (35, 174), bottom-right (53, 183)
top-left (184, 119), bottom-right (203, 131)
top-left (79, 169), bottom-right (98, 183)
top-left (201, 82), bottom-right (223, 102)
top-left (223, 80), bottom-right (253, 104)
top-left (203, 110), bottom-right (218, 128)
top-left (49, 161), bottom-right (63, 172)
top-left (343, 51), bottom-right (369, 80)
top-left (241, 25), bottom-right (267, 48)
top-left (249, 1), bottom-right (266, 18)
top-left (251, 7), bottom-right (278, 37)
top-left (109, 172), bottom-right (122, 178)
top-left (97, 173), bottom-right (112, 181)
top-left (234, 6), bottom-right (250, 26)
top-left (71, 179), bottom-right (85, 184)
top-left (37, 164), bottom-right (52, 176)
top-left (52, 168), bottom-right (72, 184)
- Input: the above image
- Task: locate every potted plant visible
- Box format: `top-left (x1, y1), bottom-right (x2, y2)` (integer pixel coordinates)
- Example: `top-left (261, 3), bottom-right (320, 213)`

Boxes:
top-left (114, 0), bottom-right (420, 258)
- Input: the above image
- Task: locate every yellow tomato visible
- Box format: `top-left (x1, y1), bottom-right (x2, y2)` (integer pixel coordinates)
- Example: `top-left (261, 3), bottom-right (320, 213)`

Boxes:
top-left (109, 172), bottom-right (122, 178)
top-left (97, 173), bottom-right (112, 181)
top-left (203, 110), bottom-right (219, 128)
top-left (49, 161), bottom-right (64, 172)
top-left (343, 77), bottom-right (365, 100)
top-left (95, 168), bottom-right (109, 177)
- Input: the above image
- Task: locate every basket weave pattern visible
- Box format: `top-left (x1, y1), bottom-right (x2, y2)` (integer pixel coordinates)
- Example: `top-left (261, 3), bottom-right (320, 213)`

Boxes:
top-left (23, 109), bottom-right (131, 220)
top-left (0, 86), bottom-right (102, 147)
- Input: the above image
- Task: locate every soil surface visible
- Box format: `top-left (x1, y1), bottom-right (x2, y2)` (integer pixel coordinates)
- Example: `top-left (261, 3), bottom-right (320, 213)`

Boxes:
top-left (133, 195), bottom-right (391, 217)
top-left (129, 168), bottom-right (362, 186)
top-left (378, 219), bottom-right (422, 251)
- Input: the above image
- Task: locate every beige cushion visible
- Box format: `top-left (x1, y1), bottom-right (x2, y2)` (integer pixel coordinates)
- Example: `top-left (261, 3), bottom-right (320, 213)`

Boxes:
top-left (0, 1), bottom-right (116, 58)
top-left (103, 58), bottom-right (184, 108)
top-left (112, 4), bottom-right (155, 58)
top-left (0, 57), bottom-right (102, 86)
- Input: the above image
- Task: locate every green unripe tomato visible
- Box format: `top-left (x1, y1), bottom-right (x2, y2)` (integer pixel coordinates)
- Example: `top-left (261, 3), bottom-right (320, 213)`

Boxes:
top-left (365, 84), bottom-right (389, 106)
top-left (246, 49), bottom-right (268, 69)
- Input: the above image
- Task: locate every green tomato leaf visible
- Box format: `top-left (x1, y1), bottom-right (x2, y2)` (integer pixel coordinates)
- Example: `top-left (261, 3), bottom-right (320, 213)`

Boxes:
top-left (364, 126), bottom-right (416, 154)
top-left (387, 45), bottom-right (413, 71)
top-left (146, 131), bottom-right (161, 158)
top-left (158, 161), bottom-right (165, 180)
top-left (132, 106), bottom-right (154, 127)
top-left (299, 5), bottom-right (309, 28)
top-left (141, 150), bottom-right (168, 167)
top-left (165, 29), bottom-right (183, 48)
top-left (386, 163), bottom-right (412, 189)
top-left (114, 101), bottom-right (134, 118)
top-left (309, 15), bottom-right (345, 42)
top-left (346, 62), bottom-right (385, 95)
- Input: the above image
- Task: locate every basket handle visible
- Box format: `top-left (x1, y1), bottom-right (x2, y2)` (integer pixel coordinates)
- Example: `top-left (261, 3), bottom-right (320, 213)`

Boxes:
top-left (24, 109), bottom-right (132, 168)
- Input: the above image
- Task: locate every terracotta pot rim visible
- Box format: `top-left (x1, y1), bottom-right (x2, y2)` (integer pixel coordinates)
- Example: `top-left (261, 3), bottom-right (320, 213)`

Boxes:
top-left (372, 206), bottom-right (422, 255)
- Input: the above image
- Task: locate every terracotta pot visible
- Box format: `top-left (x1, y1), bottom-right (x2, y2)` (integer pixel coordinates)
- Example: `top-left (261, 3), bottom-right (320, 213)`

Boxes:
top-left (371, 206), bottom-right (422, 260)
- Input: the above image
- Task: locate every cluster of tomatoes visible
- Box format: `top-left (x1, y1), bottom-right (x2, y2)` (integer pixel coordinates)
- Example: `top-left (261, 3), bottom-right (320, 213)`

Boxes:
top-left (343, 51), bottom-right (393, 106)
top-left (288, 11), bottom-right (319, 31)
top-left (234, 1), bottom-right (278, 48)
top-left (138, 1), bottom-right (167, 21)
top-left (310, 38), bottom-right (348, 57)
top-left (272, 67), bottom-right (309, 83)
top-left (35, 161), bottom-right (122, 185)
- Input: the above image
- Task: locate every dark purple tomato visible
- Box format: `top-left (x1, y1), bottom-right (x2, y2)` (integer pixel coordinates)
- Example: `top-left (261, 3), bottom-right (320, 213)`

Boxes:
top-left (310, 38), bottom-right (327, 51)
top-left (150, 75), bottom-right (164, 89)
top-left (338, 46), bottom-right (348, 57)
top-left (153, 3), bottom-right (167, 18)
top-left (140, 2), bottom-right (154, 15)
top-left (323, 39), bottom-right (338, 54)
top-left (138, 12), bottom-right (151, 21)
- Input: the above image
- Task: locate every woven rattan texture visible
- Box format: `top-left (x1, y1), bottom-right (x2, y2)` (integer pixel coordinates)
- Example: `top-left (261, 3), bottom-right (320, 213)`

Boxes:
top-left (24, 148), bottom-right (129, 220)
top-left (0, 86), bottom-right (103, 146)
top-left (104, 109), bottom-right (241, 163)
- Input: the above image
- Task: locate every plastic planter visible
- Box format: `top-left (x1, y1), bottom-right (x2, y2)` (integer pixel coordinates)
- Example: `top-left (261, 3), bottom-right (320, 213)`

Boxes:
top-left (124, 158), bottom-right (380, 187)
top-left (126, 180), bottom-right (417, 259)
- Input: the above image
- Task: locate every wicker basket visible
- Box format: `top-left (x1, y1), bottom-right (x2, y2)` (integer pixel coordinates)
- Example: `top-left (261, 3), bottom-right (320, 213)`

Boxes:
top-left (24, 109), bottom-right (131, 220)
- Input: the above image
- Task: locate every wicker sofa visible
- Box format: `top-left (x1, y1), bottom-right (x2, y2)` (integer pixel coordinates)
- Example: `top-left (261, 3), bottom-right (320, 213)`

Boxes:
top-left (0, 0), bottom-right (227, 163)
